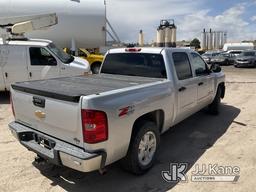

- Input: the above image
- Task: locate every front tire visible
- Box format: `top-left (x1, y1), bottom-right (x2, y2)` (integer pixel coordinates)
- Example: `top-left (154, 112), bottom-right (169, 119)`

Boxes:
top-left (122, 121), bottom-right (160, 175)
top-left (91, 63), bottom-right (101, 74)
top-left (208, 87), bottom-right (222, 115)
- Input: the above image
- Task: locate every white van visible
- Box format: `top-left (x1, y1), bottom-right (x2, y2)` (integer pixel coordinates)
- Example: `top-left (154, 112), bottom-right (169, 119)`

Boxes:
top-left (0, 39), bottom-right (90, 91)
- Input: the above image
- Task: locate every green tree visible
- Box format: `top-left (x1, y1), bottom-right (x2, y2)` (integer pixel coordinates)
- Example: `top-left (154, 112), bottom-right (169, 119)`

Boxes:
top-left (190, 38), bottom-right (201, 49)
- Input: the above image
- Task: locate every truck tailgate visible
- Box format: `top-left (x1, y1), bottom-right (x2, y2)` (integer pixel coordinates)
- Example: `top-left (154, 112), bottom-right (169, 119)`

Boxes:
top-left (11, 89), bottom-right (84, 147)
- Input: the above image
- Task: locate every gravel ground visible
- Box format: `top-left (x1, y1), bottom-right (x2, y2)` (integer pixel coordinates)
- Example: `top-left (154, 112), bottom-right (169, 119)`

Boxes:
top-left (0, 66), bottom-right (255, 192)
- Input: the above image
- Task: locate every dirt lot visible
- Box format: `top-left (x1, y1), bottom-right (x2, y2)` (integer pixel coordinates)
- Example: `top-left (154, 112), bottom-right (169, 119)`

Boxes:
top-left (0, 66), bottom-right (256, 192)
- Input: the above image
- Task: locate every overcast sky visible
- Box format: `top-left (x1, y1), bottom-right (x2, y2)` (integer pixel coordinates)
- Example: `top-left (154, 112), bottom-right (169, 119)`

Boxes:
top-left (106, 0), bottom-right (256, 43)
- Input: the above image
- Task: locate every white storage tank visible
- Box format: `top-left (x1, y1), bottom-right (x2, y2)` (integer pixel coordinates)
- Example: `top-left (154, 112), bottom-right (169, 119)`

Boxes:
top-left (164, 27), bottom-right (172, 47)
top-left (171, 26), bottom-right (177, 47)
top-left (0, 0), bottom-right (106, 49)
top-left (138, 30), bottom-right (144, 47)
top-left (156, 27), bottom-right (165, 47)
top-left (156, 19), bottom-right (176, 47)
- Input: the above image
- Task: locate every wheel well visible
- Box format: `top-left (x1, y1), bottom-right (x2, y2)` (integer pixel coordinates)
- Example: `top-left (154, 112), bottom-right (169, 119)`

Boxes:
top-left (218, 82), bottom-right (225, 98)
top-left (91, 62), bottom-right (102, 69)
top-left (132, 110), bottom-right (164, 135)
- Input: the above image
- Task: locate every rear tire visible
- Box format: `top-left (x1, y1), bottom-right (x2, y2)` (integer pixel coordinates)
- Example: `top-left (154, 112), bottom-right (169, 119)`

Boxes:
top-left (208, 87), bottom-right (222, 115)
top-left (121, 121), bottom-right (160, 175)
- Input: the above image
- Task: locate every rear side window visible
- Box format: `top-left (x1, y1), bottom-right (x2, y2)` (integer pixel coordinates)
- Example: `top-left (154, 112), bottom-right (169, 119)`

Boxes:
top-left (29, 47), bottom-right (57, 66)
top-left (101, 53), bottom-right (166, 78)
top-left (172, 52), bottom-right (192, 80)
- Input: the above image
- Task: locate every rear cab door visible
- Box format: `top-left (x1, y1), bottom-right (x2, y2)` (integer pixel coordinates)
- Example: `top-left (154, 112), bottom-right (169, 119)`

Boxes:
top-left (27, 46), bottom-right (60, 81)
top-left (189, 52), bottom-right (214, 107)
top-left (2, 45), bottom-right (28, 90)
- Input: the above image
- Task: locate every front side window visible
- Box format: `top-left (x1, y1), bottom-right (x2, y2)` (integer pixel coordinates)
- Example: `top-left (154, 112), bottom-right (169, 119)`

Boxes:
top-left (29, 47), bottom-right (57, 66)
top-left (190, 53), bottom-right (208, 76)
top-left (172, 52), bottom-right (192, 80)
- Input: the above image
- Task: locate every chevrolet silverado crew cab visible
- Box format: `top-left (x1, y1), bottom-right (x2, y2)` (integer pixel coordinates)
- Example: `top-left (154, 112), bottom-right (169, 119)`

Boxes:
top-left (9, 47), bottom-right (225, 175)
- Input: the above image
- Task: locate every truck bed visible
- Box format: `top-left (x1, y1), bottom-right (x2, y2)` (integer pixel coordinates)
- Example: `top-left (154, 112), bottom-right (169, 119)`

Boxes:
top-left (11, 74), bottom-right (162, 102)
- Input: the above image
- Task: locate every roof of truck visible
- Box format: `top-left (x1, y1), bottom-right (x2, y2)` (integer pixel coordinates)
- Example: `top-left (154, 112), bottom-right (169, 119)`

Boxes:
top-left (0, 38), bottom-right (52, 46)
top-left (108, 47), bottom-right (196, 54)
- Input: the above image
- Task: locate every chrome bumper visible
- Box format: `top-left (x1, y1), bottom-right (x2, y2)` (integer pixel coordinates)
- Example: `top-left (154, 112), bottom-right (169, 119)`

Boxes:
top-left (9, 121), bottom-right (106, 173)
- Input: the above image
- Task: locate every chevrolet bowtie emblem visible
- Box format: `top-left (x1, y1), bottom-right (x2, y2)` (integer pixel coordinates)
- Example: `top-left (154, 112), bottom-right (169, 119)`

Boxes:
top-left (35, 110), bottom-right (46, 119)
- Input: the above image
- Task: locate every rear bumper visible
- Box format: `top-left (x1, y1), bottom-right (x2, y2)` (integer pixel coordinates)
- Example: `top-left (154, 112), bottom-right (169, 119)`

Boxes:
top-left (9, 121), bottom-right (106, 173)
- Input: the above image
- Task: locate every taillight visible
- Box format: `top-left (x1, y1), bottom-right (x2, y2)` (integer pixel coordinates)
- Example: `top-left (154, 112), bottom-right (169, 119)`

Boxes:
top-left (125, 48), bottom-right (142, 52)
top-left (10, 93), bottom-right (15, 117)
top-left (81, 109), bottom-right (108, 144)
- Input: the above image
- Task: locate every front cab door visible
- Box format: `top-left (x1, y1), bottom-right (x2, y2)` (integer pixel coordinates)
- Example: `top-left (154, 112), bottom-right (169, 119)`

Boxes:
top-left (28, 47), bottom-right (59, 81)
top-left (189, 52), bottom-right (214, 107)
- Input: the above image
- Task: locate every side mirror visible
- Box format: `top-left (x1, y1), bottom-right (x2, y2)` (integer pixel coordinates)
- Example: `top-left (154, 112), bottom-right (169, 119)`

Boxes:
top-left (210, 63), bottom-right (221, 73)
top-left (195, 67), bottom-right (208, 76)
top-left (48, 58), bottom-right (57, 66)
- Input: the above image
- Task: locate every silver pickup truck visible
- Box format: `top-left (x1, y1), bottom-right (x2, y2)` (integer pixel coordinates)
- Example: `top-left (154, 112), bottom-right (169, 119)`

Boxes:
top-left (9, 47), bottom-right (225, 175)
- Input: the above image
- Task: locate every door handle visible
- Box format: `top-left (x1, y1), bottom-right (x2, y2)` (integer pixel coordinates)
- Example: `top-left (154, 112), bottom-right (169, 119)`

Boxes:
top-left (29, 72), bottom-right (32, 77)
top-left (61, 67), bottom-right (65, 70)
top-left (179, 87), bottom-right (186, 92)
top-left (198, 82), bottom-right (204, 86)
top-left (5, 72), bottom-right (8, 78)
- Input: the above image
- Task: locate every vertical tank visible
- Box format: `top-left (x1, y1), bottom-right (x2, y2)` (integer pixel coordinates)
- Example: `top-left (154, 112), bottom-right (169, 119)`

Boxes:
top-left (156, 19), bottom-right (176, 47)
top-left (219, 31), bottom-right (223, 49)
top-left (208, 29), bottom-right (213, 50)
top-left (217, 32), bottom-right (221, 49)
top-left (138, 30), bottom-right (144, 47)
top-left (164, 27), bottom-right (172, 47)
top-left (201, 29), bottom-right (207, 50)
top-left (223, 32), bottom-right (227, 45)
top-left (171, 26), bottom-right (177, 47)
top-left (156, 27), bottom-right (165, 47)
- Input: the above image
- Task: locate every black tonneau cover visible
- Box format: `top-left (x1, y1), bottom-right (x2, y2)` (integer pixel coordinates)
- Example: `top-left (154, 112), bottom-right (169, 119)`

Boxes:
top-left (11, 74), bottom-right (162, 103)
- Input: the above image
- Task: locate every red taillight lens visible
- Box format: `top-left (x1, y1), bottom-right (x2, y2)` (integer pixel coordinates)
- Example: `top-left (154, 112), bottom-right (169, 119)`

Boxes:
top-left (81, 109), bottom-right (108, 144)
top-left (125, 48), bottom-right (141, 52)
top-left (10, 93), bottom-right (15, 117)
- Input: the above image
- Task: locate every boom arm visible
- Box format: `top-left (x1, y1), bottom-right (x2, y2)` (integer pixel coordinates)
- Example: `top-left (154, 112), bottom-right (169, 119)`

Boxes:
top-left (0, 13), bottom-right (58, 42)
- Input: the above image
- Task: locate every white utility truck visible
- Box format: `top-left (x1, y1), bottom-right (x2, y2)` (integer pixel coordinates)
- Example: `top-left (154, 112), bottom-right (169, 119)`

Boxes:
top-left (9, 47), bottom-right (225, 175)
top-left (0, 13), bottom-right (90, 91)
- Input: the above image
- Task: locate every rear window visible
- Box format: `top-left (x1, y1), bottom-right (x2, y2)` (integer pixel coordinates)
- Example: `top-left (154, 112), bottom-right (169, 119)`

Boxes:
top-left (101, 53), bottom-right (166, 78)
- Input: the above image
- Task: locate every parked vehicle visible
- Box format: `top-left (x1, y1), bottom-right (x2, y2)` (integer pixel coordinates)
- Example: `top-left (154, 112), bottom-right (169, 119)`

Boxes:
top-left (234, 50), bottom-right (256, 68)
top-left (9, 47), bottom-right (225, 175)
top-left (226, 50), bottom-right (242, 57)
top-left (223, 42), bottom-right (254, 52)
top-left (202, 51), bottom-right (223, 63)
top-left (0, 39), bottom-right (90, 91)
top-left (211, 52), bottom-right (236, 65)
top-left (78, 49), bottom-right (104, 74)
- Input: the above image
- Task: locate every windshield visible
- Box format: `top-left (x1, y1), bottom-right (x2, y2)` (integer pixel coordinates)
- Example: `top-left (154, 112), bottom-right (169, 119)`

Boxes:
top-left (239, 51), bottom-right (255, 57)
top-left (47, 43), bottom-right (74, 63)
top-left (101, 53), bottom-right (167, 78)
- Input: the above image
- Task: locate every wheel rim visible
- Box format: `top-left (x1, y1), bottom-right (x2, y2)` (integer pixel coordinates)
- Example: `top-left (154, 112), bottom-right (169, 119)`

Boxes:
top-left (138, 131), bottom-right (157, 166)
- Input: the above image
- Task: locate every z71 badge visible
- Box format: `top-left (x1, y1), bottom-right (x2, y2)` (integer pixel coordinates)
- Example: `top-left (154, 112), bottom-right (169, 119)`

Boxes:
top-left (118, 105), bottom-right (135, 117)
